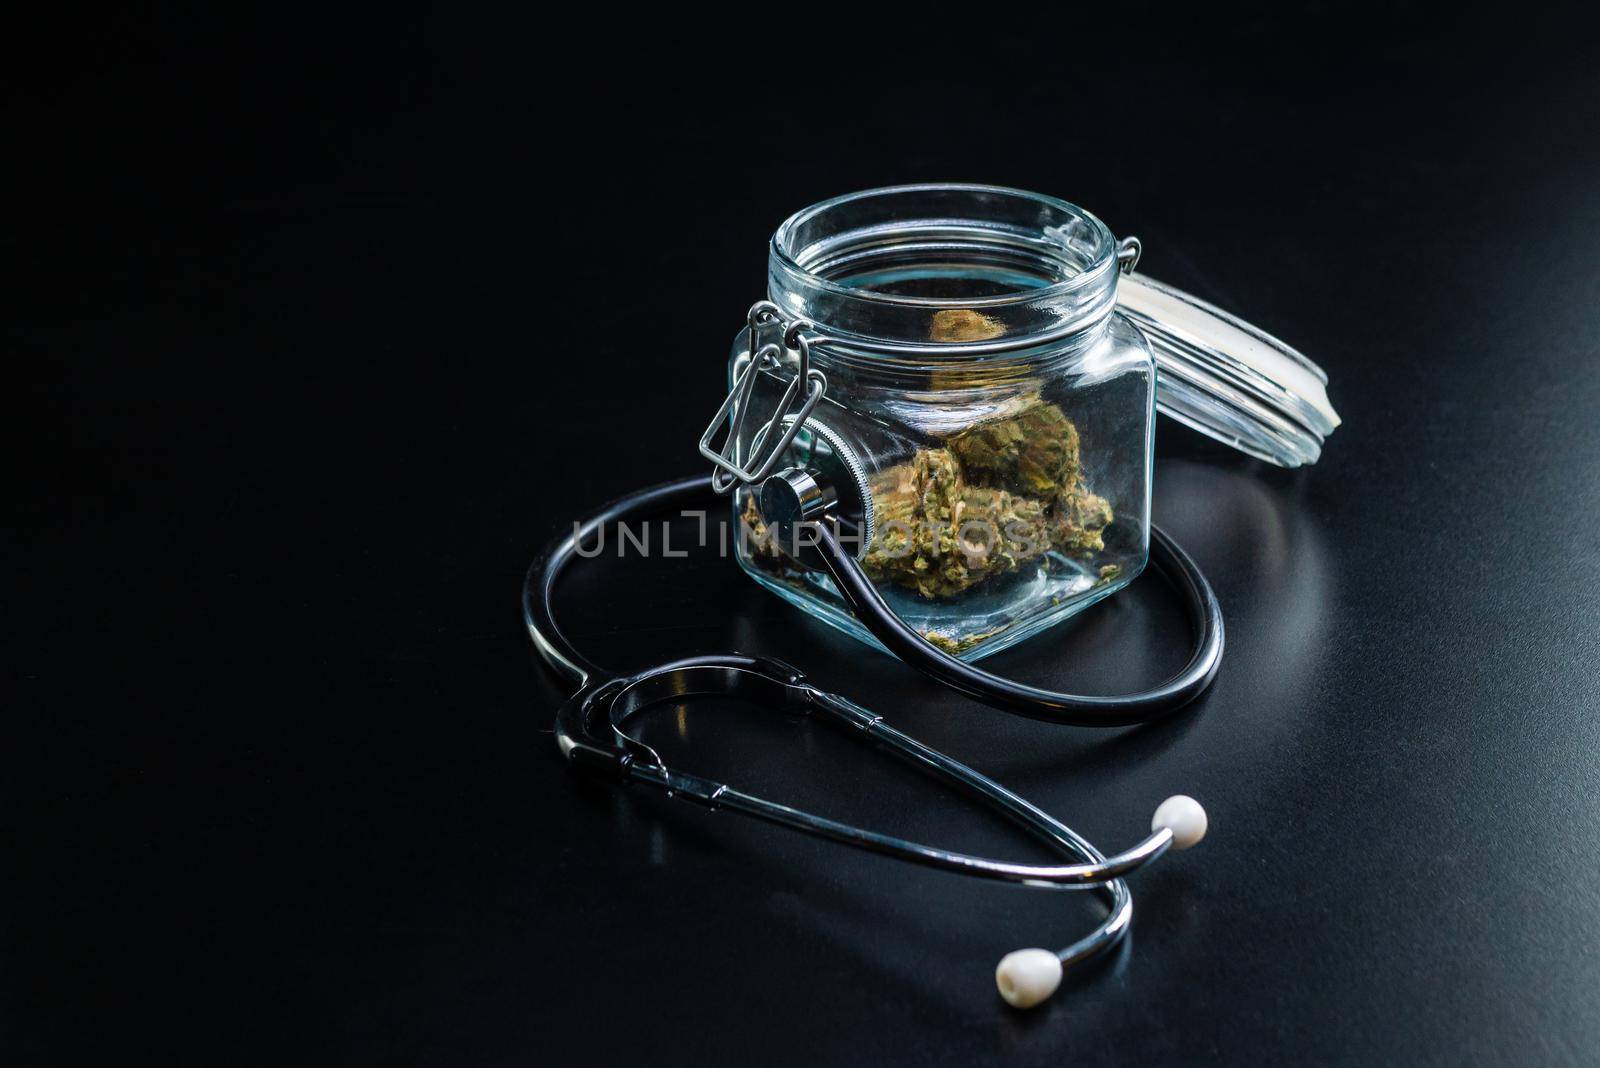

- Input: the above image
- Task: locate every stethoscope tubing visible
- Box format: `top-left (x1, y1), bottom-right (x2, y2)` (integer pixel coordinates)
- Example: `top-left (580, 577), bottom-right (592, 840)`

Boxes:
top-left (812, 522), bottom-right (1224, 725)
top-left (524, 476), bottom-right (710, 689)
top-left (528, 474), bottom-right (1224, 726)
top-left (523, 474), bottom-right (1221, 995)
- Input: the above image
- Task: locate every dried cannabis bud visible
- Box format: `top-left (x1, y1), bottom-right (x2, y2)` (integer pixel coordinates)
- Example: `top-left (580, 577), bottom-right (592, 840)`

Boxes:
top-left (920, 627), bottom-right (1009, 656)
top-left (739, 392), bottom-right (1116, 608)
top-left (954, 487), bottom-right (1050, 571)
top-left (862, 448), bottom-right (1053, 599)
top-left (929, 308), bottom-right (1006, 343)
top-left (740, 493), bottom-right (782, 562)
top-left (1050, 484), bottom-right (1114, 556)
top-left (861, 448), bottom-right (963, 597)
top-left (863, 399), bottom-right (1114, 600)
top-left (949, 400), bottom-right (1081, 499)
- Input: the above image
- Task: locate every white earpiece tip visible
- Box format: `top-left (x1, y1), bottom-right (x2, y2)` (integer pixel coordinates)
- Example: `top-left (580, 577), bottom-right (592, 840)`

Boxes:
top-left (995, 948), bottom-right (1063, 1009)
top-left (1152, 794), bottom-right (1208, 850)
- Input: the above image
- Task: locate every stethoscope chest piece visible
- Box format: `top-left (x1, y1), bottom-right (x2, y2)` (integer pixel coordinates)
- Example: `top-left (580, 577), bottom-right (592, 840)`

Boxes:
top-left (751, 414), bottom-right (875, 571)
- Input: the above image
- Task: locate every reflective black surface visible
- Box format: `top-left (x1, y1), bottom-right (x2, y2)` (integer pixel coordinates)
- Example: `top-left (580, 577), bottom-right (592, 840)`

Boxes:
top-left (10, 14), bottom-right (1600, 1066)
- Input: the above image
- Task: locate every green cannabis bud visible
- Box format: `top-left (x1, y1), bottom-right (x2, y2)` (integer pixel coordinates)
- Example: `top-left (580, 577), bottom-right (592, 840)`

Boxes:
top-left (739, 493), bottom-right (782, 564)
top-left (740, 393), bottom-right (1116, 610)
top-left (862, 447), bottom-right (964, 597)
top-left (863, 448), bottom-right (1053, 599)
top-left (1050, 484), bottom-right (1114, 555)
top-left (929, 308), bottom-right (1006, 343)
top-left (864, 399), bottom-right (1114, 600)
top-left (920, 627), bottom-right (1009, 656)
top-left (949, 399), bottom-right (1082, 499)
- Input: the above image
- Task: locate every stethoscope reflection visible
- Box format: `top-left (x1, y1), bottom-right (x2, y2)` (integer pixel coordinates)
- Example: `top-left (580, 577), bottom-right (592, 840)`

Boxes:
top-left (1152, 458), bottom-right (1332, 722)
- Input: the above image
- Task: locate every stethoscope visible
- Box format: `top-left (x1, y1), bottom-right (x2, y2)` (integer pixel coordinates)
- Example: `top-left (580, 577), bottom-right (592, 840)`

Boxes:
top-left (524, 463), bottom-right (1224, 1009)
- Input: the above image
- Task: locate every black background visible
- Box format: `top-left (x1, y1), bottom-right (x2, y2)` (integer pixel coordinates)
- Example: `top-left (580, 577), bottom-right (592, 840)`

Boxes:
top-left (9, 9), bottom-right (1600, 1065)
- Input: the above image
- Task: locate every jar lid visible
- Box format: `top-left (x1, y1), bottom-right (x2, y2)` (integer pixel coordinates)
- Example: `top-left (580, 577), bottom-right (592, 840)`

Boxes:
top-left (1116, 271), bottom-right (1340, 467)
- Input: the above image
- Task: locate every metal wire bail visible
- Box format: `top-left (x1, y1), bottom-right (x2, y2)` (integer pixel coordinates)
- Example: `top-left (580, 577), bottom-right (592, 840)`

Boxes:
top-left (1116, 235), bottom-right (1142, 274)
top-left (699, 301), bottom-right (827, 494)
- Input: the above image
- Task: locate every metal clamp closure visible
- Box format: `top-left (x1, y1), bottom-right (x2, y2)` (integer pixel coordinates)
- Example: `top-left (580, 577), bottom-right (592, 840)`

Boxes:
top-left (699, 301), bottom-right (827, 494)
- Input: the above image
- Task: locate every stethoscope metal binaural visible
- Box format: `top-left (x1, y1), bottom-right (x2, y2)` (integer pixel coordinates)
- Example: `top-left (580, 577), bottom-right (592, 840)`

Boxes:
top-left (525, 466), bottom-right (1222, 1010)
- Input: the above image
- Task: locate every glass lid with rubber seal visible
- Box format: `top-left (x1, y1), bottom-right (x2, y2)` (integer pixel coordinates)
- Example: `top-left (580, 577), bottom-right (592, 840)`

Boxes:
top-left (1113, 239), bottom-right (1340, 467)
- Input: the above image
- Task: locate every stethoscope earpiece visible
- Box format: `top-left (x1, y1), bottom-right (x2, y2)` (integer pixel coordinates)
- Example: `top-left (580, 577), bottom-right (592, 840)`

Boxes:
top-left (996, 949), bottom-right (1064, 1010)
top-left (995, 796), bottom-right (1208, 1010)
top-left (1152, 794), bottom-right (1208, 850)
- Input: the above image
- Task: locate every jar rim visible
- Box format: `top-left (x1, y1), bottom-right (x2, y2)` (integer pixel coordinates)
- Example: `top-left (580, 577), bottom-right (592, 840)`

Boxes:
top-left (770, 183), bottom-right (1118, 312)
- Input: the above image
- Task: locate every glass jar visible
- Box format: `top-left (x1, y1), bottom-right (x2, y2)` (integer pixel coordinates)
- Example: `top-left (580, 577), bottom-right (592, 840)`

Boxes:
top-left (724, 185), bottom-right (1152, 661)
